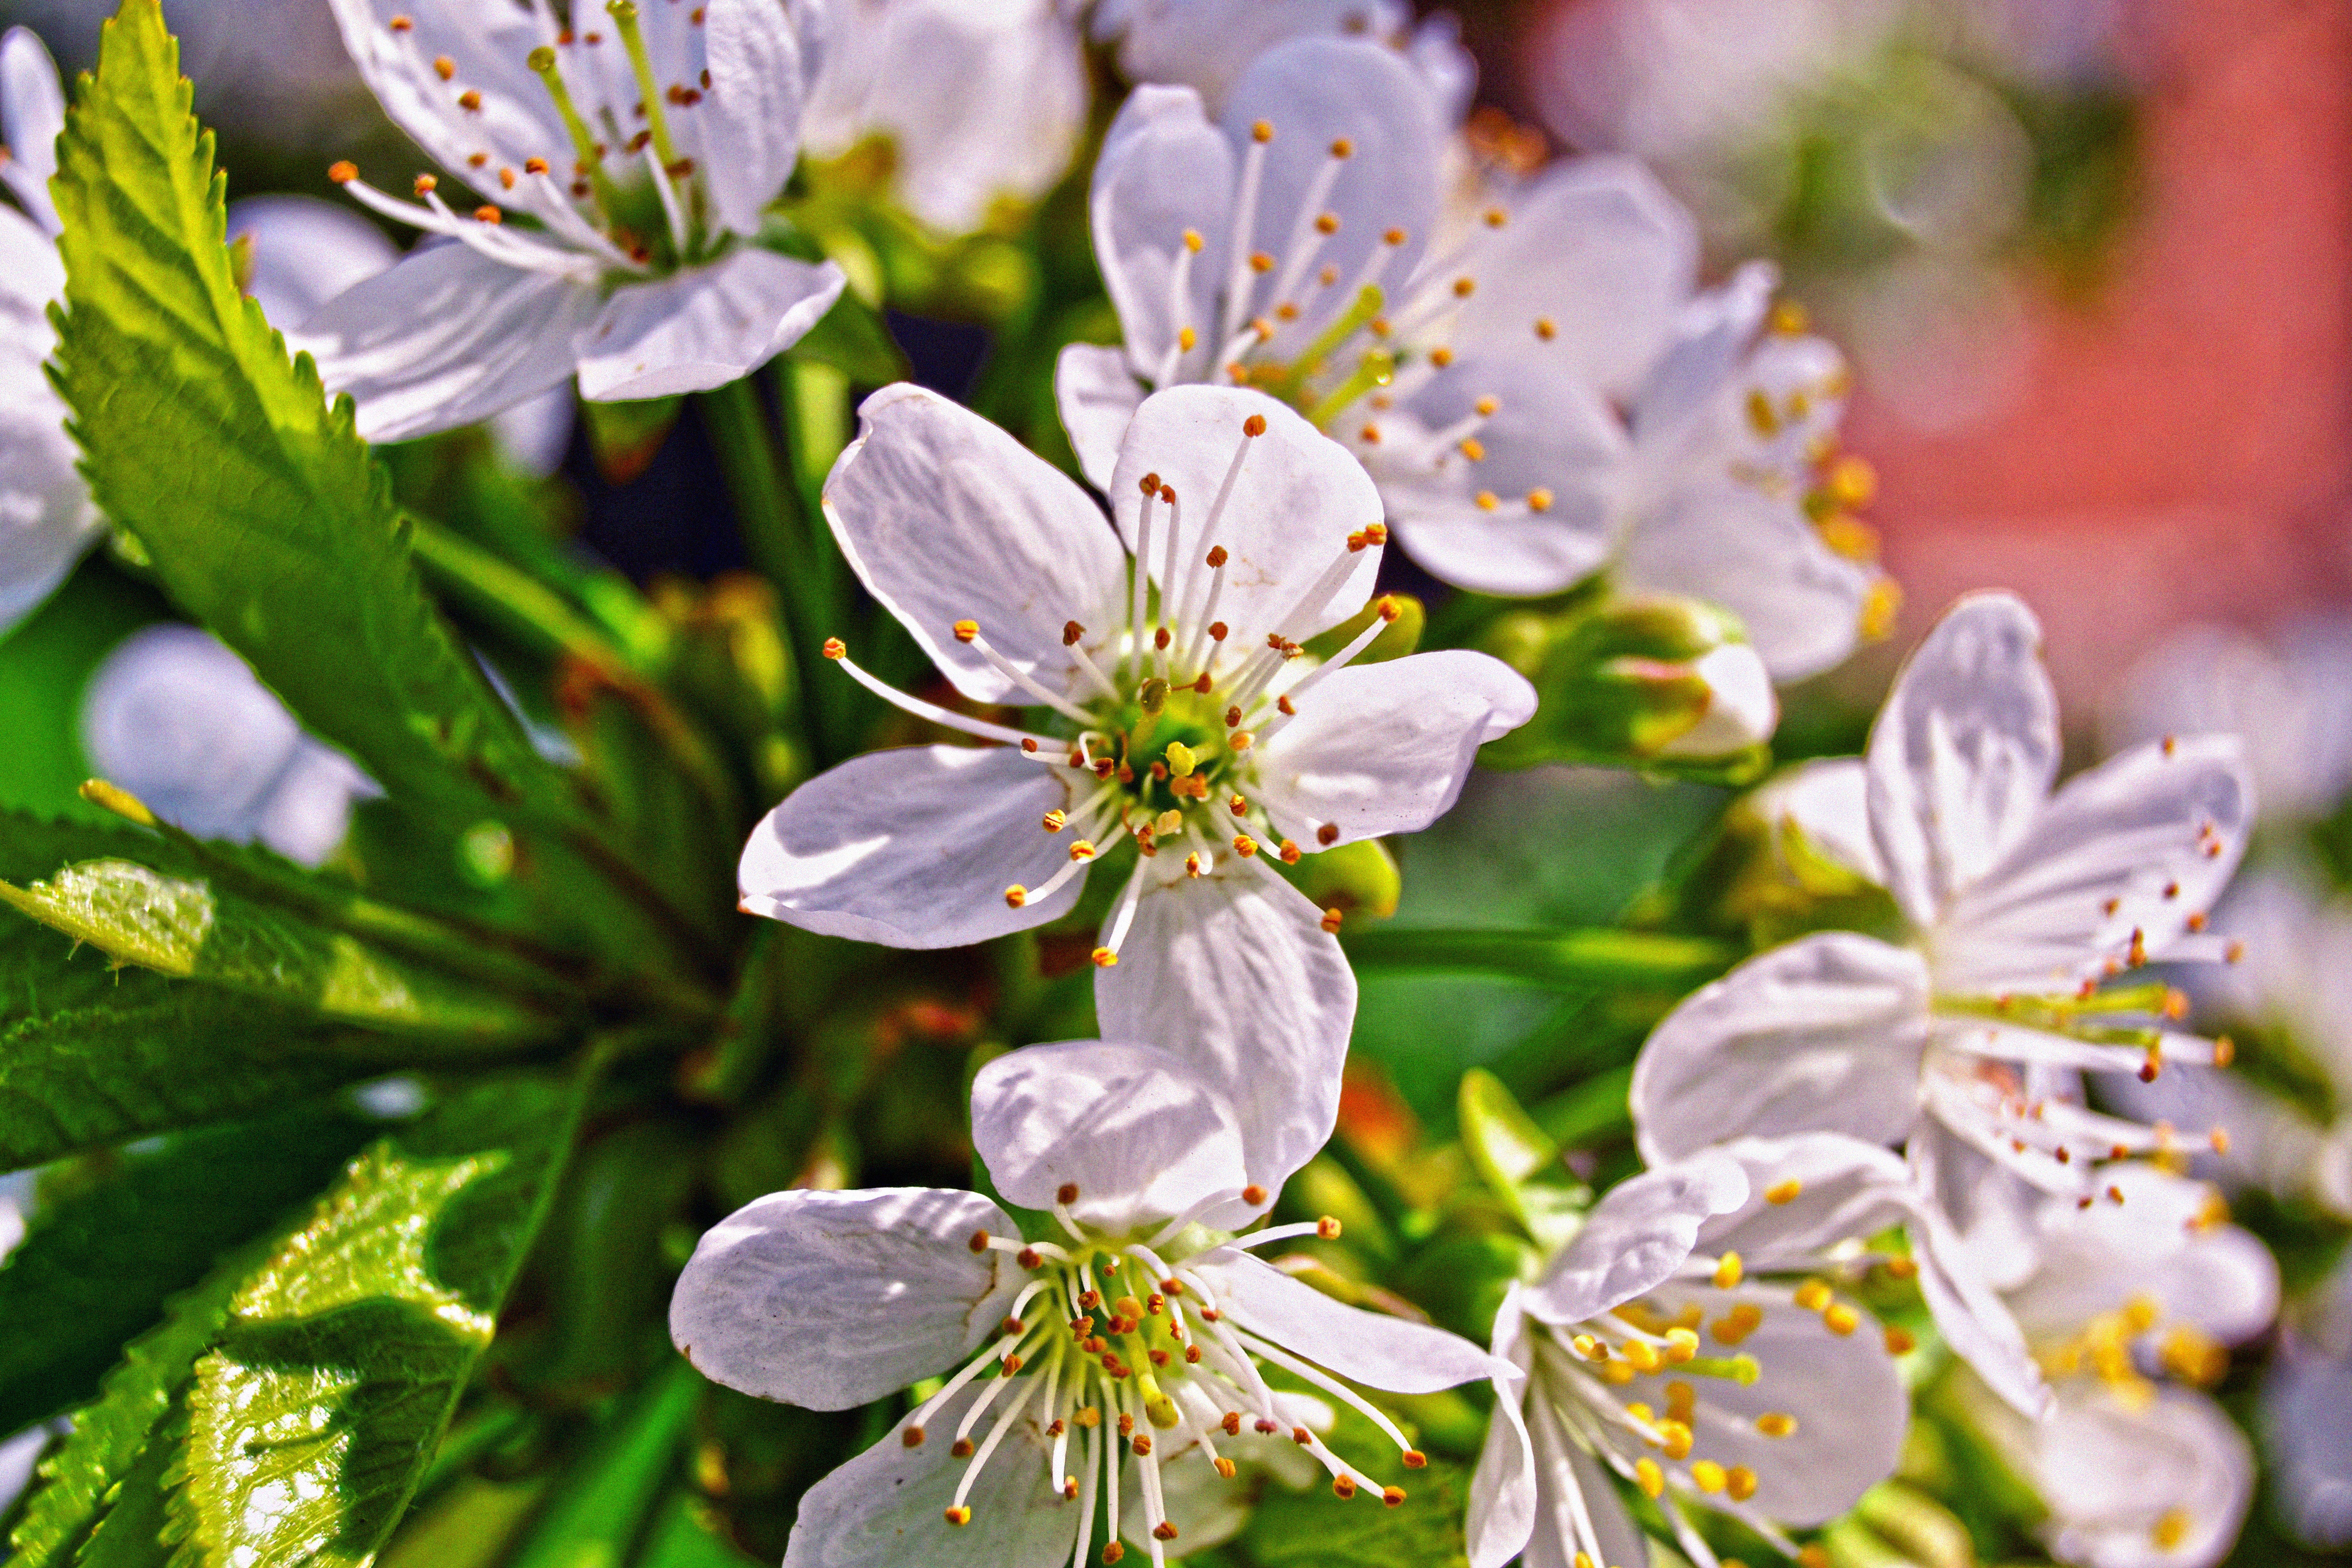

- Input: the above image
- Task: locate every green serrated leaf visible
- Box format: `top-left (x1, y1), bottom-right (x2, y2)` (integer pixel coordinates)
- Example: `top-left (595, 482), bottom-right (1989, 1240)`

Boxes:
top-left (48, 0), bottom-right (575, 836)
top-left (0, 856), bottom-right (564, 1040)
top-left (175, 1066), bottom-right (597, 1568)
top-left (10, 1242), bottom-right (256, 1568)
top-left (0, 919), bottom-right (442, 1170)
top-left (0, 1105), bottom-right (379, 1435)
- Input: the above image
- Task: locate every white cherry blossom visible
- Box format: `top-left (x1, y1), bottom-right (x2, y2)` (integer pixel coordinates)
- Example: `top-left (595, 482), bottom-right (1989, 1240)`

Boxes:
top-left (670, 1039), bottom-right (1510, 1568)
top-left (1060, 35), bottom-right (1883, 682)
top-left (738, 381), bottom-right (1534, 1189)
top-left (81, 626), bottom-right (379, 868)
top-left (298, 0), bottom-right (847, 442)
top-left (1633, 593), bottom-right (2256, 1413)
top-left (1092, 0), bottom-right (1472, 121)
top-left (0, 27), bottom-right (104, 638)
top-left (1468, 1136), bottom-right (1914, 1568)
top-left (1962, 1164), bottom-right (2275, 1568)
top-left (801, 0), bottom-right (1088, 235)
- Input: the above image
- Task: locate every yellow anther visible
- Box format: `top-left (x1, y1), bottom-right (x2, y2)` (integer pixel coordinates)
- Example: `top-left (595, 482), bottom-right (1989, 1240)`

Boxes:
top-left (1068, 840), bottom-right (1097, 863)
top-left (1316, 1215), bottom-right (1343, 1239)
top-left (1429, 346), bottom-right (1453, 368)
top-left (1250, 252), bottom-right (1275, 273)
top-left (1690, 1460), bottom-right (1727, 1494)
top-left (2152, 1509), bottom-right (2190, 1550)
top-left (1746, 388), bottom-right (1779, 436)
top-left (1621, 1340), bottom-right (1662, 1374)
top-left (951, 619), bottom-right (980, 643)
top-left (1315, 211), bottom-right (1340, 234)
top-left (433, 53), bottom-right (456, 79)
top-left (328, 159), bottom-right (359, 183)
top-left (1091, 947), bottom-right (1117, 968)
top-left (1634, 1458), bottom-right (1664, 1499)
top-left (1525, 487), bottom-right (1553, 512)
top-left (1003, 886), bottom-right (1027, 909)
top-left (1755, 1412), bottom-right (1797, 1438)
top-left (1572, 1334), bottom-right (1605, 1361)
top-left (1664, 1381), bottom-right (1696, 1422)
top-left (1475, 491), bottom-right (1499, 511)
top-left (1178, 326), bottom-right (1197, 351)
top-left (944, 1506), bottom-right (972, 1527)
top-left (1251, 119), bottom-right (1273, 142)
top-left (1165, 741), bottom-right (1198, 777)
top-left (1534, 316), bottom-right (1556, 340)
top-left (1793, 1280), bottom-right (1831, 1312)
top-left (1770, 300), bottom-right (1810, 335)
top-left (1319, 908), bottom-right (1344, 934)
top-left (1183, 227), bottom-right (1204, 252)
top-left (1726, 1465), bottom-right (1758, 1502)
top-left (1763, 1178), bottom-right (1803, 1205)
top-left (1884, 1326), bottom-right (1916, 1355)
top-left (1657, 1419), bottom-right (1693, 1460)
top-left (1823, 1303), bottom-right (1860, 1336)
top-left (1451, 276), bottom-right (1475, 298)
top-left (1474, 396), bottom-right (1500, 416)
top-left (1713, 1253), bottom-right (1743, 1289)
top-left (822, 637), bottom-right (846, 659)
top-left (1664, 1328), bottom-right (1700, 1362)
top-left (1827, 454), bottom-right (1876, 508)
top-left (1459, 437), bottom-right (1486, 461)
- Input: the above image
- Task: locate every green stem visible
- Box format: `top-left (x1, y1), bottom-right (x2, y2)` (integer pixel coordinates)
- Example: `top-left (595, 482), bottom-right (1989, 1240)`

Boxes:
top-left (1339, 926), bottom-right (1738, 991)
top-left (701, 377), bottom-right (831, 751)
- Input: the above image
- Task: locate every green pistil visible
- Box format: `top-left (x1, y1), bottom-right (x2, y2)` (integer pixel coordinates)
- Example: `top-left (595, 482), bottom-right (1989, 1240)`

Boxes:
top-left (1679, 1354), bottom-right (1760, 1385)
top-left (1941, 981), bottom-right (2176, 1044)
top-left (1286, 284), bottom-right (1385, 390)
top-left (527, 45), bottom-right (623, 215)
top-left (1305, 346), bottom-right (1396, 429)
top-left (606, 2), bottom-right (683, 173)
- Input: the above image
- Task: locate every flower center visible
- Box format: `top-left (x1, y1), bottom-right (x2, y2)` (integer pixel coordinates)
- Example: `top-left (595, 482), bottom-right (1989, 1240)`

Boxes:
top-left (824, 412), bottom-right (1401, 961)
top-left (331, 3), bottom-right (725, 279)
top-left (904, 1193), bottom-right (1425, 1566)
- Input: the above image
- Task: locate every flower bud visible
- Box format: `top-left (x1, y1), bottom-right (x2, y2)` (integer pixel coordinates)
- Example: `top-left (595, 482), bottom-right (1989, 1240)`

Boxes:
top-left (1476, 594), bottom-right (1776, 780)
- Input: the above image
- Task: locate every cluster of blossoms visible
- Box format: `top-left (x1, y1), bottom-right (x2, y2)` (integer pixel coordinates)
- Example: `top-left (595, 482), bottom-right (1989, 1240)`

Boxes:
top-left (0, 3), bottom-right (2289, 1567)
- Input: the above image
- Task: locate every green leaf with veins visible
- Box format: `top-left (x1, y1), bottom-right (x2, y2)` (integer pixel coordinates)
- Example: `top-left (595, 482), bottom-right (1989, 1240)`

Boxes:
top-left (0, 856), bottom-right (565, 1040)
top-left (0, 1103), bottom-right (380, 1435)
top-left (173, 1067), bottom-right (597, 1568)
top-left (0, 917), bottom-right (466, 1170)
top-left (47, 0), bottom-right (576, 838)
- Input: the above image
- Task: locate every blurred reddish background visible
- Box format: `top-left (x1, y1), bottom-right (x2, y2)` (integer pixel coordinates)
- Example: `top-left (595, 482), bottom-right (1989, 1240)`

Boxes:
top-left (1462, 0), bottom-right (2352, 705)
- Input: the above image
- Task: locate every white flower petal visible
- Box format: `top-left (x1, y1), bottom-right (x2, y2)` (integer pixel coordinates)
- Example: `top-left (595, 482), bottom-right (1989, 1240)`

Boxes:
top-left (1188, 1248), bottom-right (1500, 1392)
top-left (823, 384), bottom-right (1128, 705)
top-left (1630, 260), bottom-right (1775, 450)
top-left (1109, 385), bottom-right (1382, 648)
top-left (0, 203), bottom-right (62, 317)
top-left (1520, 1152), bottom-right (1748, 1325)
top-left (1902, 1143), bottom-right (2048, 1417)
top-left (1866, 592), bottom-right (2060, 929)
top-left (2265, 1341), bottom-right (2352, 1548)
top-left (670, 1186), bottom-right (1022, 1410)
top-left (1617, 477), bottom-right (1874, 682)
top-left (807, 0), bottom-right (1086, 234)
top-left (1522, 1402), bottom-right (1647, 1568)
top-left (1, 27), bottom-right (65, 234)
top-left (489, 383), bottom-right (577, 477)
top-left (1105, 0), bottom-right (1408, 115)
top-left (1219, 37), bottom-right (1441, 341)
top-left (1695, 1133), bottom-right (1915, 1270)
top-left (253, 741), bottom-right (377, 869)
top-left (1754, 756), bottom-right (1885, 886)
top-left (323, 0), bottom-right (574, 220)
top-left (80, 626), bottom-right (309, 843)
top-left (227, 195), bottom-right (398, 332)
top-left (295, 241), bottom-right (598, 443)
top-left (2032, 1383), bottom-right (2252, 1568)
top-left (1052, 341), bottom-right (1145, 493)
top-left (739, 746), bottom-right (1084, 948)
top-left (1252, 650), bottom-right (1534, 849)
top-left (2010, 1166), bottom-right (2278, 1346)
top-left (1934, 734), bottom-right (2252, 994)
top-left (1908, 1114), bottom-right (2043, 1292)
top-left (1089, 83), bottom-right (1235, 376)
top-left (1376, 356), bottom-right (1626, 598)
top-left (1632, 933), bottom-right (1931, 1165)
top-left (702, 0), bottom-right (817, 236)
top-left (970, 1040), bottom-right (1249, 1232)
top-left (1094, 859), bottom-right (1353, 1195)
top-left (1656, 642), bottom-right (1777, 758)
top-left (574, 247), bottom-right (845, 402)
top-left (1452, 154), bottom-right (1697, 400)
top-left (782, 1382), bottom-right (1079, 1568)
top-left (1643, 1278), bottom-right (1908, 1525)
top-left (1466, 1286), bottom-right (1537, 1568)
